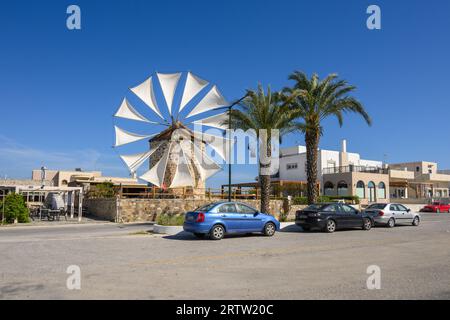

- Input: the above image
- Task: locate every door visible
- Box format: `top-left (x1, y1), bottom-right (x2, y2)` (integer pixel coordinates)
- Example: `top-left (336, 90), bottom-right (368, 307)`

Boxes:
top-left (216, 203), bottom-right (241, 232)
top-left (389, 204), bottom-right (406, 224)
top-left (322, 204), bottom-right (345, 227)
top-left (396, 204), bottom-right (413, 223)
top-left (341, 204), bottom-right (363, 228)
top-left (236, 203), bottom-right (263, 231)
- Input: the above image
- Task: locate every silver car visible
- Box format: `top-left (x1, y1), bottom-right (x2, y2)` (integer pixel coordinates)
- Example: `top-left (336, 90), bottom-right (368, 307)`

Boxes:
top-left (363, 203), bottom-right (420, 228)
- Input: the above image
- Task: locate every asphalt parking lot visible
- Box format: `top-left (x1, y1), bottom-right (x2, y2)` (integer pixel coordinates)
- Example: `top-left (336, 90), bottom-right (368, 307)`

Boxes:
top-left (0, 213), bottom-right (449, 299)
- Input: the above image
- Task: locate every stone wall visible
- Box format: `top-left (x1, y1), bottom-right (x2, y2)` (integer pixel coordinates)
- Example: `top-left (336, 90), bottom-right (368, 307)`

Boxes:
top-left (86, 198), bottom-right (285, 223)
top-left (84, 198), bottom-right (117, 221)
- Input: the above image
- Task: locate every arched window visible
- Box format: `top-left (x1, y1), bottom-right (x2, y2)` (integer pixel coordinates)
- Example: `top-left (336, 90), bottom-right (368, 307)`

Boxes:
top-left (62, 180), bottom-right (68, 186)
top-left (337, 181), bottom-right (349, 196)
top-left (368, 181), bottom-right (376, 202)
top-left (377, 182), bottom-right (386, 199)
top-left (356, 181), bottom-right (365, 199)
top-left (324, 181), bottom-right (335, 196)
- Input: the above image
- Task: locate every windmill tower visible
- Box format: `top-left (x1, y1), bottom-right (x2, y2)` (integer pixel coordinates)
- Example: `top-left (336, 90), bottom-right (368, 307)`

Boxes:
top-left (113, 72), bottom-right (232, 197)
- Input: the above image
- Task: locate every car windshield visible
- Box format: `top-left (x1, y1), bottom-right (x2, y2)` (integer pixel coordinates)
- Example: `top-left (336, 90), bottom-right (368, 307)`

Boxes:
top-left (195, 203), bottom-right (217, 212)
top-left (367, 204), bottom-right (387, 210)
top-left (432, 202), bottom-right (441, 205)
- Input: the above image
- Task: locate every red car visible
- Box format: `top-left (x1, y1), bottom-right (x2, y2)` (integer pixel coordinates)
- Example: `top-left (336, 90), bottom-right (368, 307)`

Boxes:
top-left (421, 202), bottom-right (450, 213)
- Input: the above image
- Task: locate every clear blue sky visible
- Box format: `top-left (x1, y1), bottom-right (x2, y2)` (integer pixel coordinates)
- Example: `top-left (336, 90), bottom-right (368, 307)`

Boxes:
top-left (1, 0), bottom-right (449, 187)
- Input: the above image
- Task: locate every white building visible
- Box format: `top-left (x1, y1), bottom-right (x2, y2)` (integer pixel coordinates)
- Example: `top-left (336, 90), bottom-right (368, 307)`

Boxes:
top-left (278, 140), bottom-right (383, 184)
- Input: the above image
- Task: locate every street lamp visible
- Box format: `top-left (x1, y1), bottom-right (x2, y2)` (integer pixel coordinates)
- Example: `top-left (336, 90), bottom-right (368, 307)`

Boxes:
top-left (224, 93), bottom-right (249, 202)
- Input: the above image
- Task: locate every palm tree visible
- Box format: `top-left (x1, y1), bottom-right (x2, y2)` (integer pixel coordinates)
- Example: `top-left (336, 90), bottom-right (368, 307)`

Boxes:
top-left (227, 84), bottom-right (295, 214)
top-left (284, 71), bottom-right (372, 204)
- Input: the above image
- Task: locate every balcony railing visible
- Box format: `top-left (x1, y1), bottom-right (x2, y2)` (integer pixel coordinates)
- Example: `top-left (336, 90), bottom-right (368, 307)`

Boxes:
top-left (323, 165), bottom-right (389, 175)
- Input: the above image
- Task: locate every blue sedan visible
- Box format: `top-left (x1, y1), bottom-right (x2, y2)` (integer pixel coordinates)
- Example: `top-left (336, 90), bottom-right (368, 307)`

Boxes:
top-left (183, 202), bottom-right (281, 240)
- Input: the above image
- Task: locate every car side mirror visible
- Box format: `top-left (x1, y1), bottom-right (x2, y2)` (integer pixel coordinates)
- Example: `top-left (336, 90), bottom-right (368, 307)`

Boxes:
top-left (407, 209), bottom-right (411, 212)
top-left (254, 211), bottom-right (259, 216)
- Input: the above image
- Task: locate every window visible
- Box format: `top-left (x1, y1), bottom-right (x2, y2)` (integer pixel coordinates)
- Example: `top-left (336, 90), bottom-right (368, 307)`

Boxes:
top-left (377, 182), bottom-right (386, 199)
top-left (337, 181), bottom-right (349, 196)
top-left (236, 203), bottom-right (257, 214)
top-left (218, 203), bottom-right (237, 213)
top-left (396, 204), bottom-right (408, 212)
top-left (356, 181), bottom-right (365, 199)
top-left (416, 166), bottom-right (420, 172)
top-left (368, 181), bottom-right (376, 202)
top-left (324, 181), bottom-right (334, 196)
top-left (367, 203), bottom-right (387, 210)
top-left (342, 204), bottom-right (357, 213)
top-left (196, 203), bottom-right (217, 211)
top-left (389, 204), bottom-right (399, 211)
top-left (323, 204), bottom-right (340, 212)
top-left (286, 163), bottom-right (298, 170)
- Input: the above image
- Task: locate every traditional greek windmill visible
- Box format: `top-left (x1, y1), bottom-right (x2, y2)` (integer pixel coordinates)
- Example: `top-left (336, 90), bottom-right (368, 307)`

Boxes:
top-left (113, 72), bottom-right (232, 195)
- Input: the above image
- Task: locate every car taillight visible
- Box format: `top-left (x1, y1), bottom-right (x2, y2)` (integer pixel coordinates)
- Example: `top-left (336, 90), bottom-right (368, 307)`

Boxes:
top-left (378, 211), bottom-right (384, 216)
top-left (196, 212), bottom-right (205, 222)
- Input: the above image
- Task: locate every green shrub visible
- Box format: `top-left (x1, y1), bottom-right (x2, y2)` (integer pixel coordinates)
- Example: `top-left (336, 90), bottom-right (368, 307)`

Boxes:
top-left (88, 182), bottom-right (116, 198)
top-left (0, 193), bottom-right (29, 224)
top-left (156, 214), bottom-right (185, 226)
top-left (292, 195), bottom-right (359, 205)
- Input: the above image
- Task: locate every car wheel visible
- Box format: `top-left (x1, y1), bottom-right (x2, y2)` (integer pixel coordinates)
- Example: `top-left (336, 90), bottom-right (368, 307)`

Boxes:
top-left (363, 218), bottom-right (372, 230)
top-left (412, 216), bottom-right (420, 226)
top-left (325, 220), bottom-right (336, 233)
top-left (209, 225), bottom-right (225, 240)
top-left (194, 233), bottom-right (205, 239)
top-left (263, 222), bottom-right (276, 237)
top-left (302, 226), bottom-right (310, 232)
top-left (387, 218), bottom-right (395, 228)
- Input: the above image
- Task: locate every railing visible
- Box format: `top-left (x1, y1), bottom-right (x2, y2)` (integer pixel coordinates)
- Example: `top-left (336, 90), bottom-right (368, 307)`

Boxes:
top-left (87, 187), bottom-right (283, 200)
top-left (323, 165), bottom-right (389, 175)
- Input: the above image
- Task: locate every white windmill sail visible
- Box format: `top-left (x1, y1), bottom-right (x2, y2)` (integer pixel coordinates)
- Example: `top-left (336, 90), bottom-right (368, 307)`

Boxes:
top-left (114, 126), bottom-right (154, 147)
top-left (194, 131), bottom-right (232, 162)
top-left (139, 142), bottom-right (172, 187)
top-left (157, 72), bottom-right (182, 115)
top-left (130, 76), bottom-right (163, 119)
top-left (114, 98), bottom-right (154, 123)
top-left (190, 112), bottom-right (229, 130)
top-left (179, 72), bottom-right (209, 113)
top-left (169, 144), bottom-right (194, 188)
top-left (180, 140), bottom-right (221, 180)
top-left (119, 144), bottom-right (161, 173)
top-left (186, 85), bottom-right (229, 118)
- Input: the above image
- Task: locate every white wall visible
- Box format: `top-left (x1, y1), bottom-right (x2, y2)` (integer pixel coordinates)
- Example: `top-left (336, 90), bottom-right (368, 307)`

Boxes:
top-left (279, 145), bottom-right (383, 183)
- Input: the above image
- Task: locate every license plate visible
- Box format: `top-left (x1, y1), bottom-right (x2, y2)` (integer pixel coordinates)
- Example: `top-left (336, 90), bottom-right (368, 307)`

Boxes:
top-left (298, 215), bottom-right (307, 219)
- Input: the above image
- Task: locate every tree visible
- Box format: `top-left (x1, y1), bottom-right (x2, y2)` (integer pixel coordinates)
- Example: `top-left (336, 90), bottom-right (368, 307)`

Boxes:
top-left (284, 71), bottom-right (372, 204)
top-left (228, 84), bottom-right (295, 213)
top-left (1, 193), bottom-right (29, 224)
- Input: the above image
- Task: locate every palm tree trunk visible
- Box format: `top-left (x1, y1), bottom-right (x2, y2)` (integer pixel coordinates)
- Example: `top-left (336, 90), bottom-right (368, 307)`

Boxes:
top-left (305, 130), bottom-right (320, 204)
top-left (259, 173), bottom-right (271, 214)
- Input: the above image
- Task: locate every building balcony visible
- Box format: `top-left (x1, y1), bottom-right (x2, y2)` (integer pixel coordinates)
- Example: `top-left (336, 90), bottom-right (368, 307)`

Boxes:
top-left (323, 165), bottom-right (389, 175)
